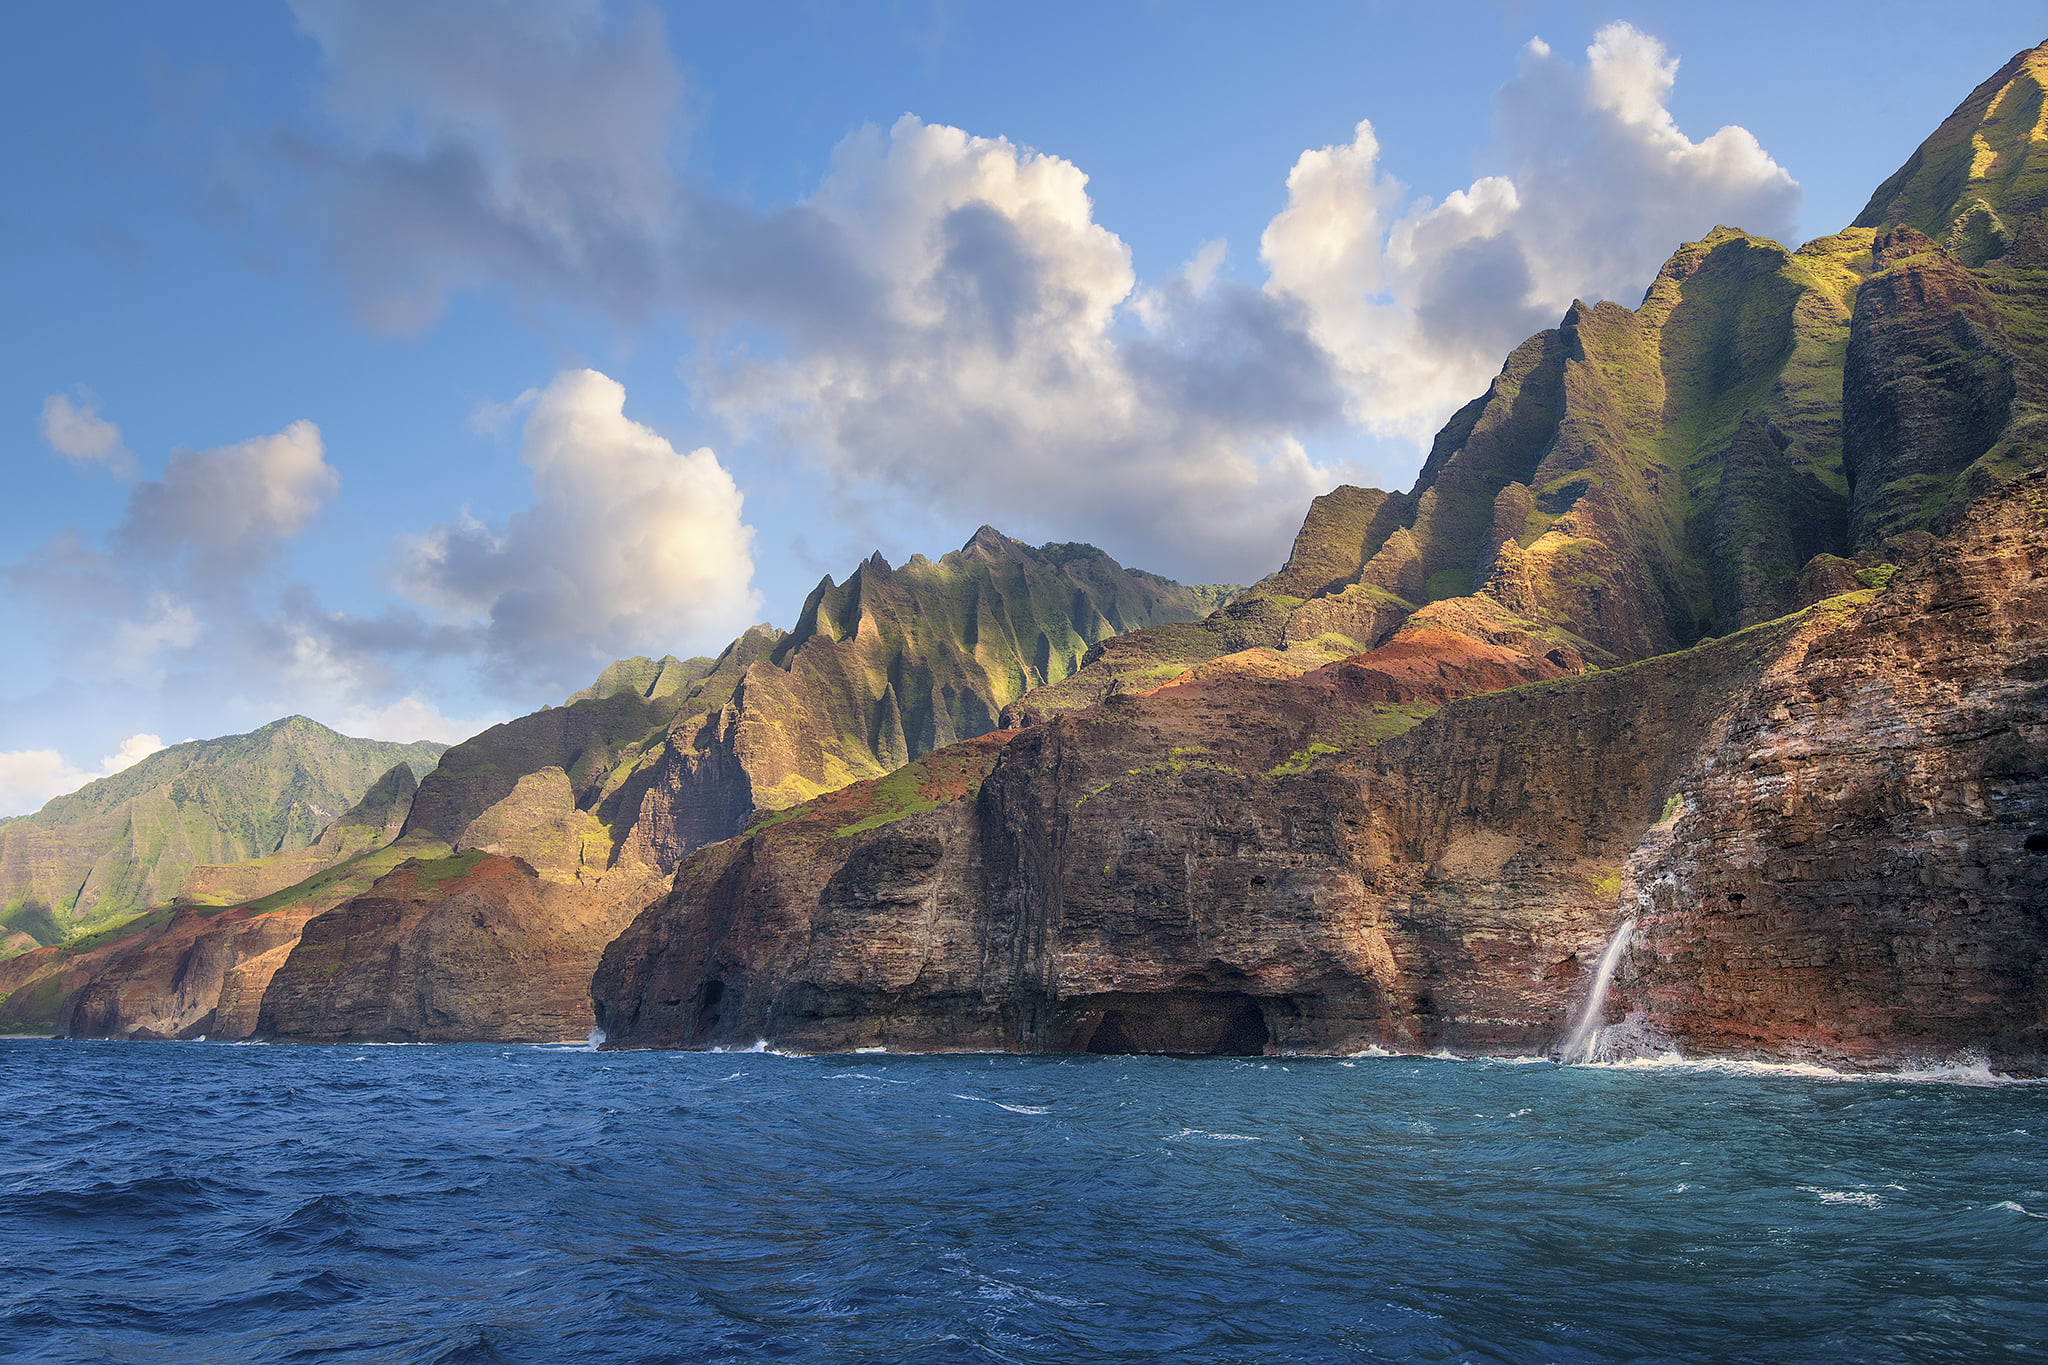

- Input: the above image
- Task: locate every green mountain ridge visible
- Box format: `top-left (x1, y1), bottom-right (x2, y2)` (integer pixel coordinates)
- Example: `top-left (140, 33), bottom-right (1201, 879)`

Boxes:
top-left (396, 527), bottom-right (1233, 878)
top-left (1006, 43), bottom-right (2048, 718)
top-left (0, 716), bottom-right (445, 955)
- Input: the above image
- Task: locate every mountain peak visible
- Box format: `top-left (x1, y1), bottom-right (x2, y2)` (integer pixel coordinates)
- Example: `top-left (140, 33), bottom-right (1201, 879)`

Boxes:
top-left (1854, 40), bottom-right (2048, 265)
top-left (965, 524), bottom-right (1016, 553)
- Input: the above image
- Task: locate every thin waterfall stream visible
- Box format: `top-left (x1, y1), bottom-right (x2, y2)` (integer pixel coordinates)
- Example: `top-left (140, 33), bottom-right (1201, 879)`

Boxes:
top-left (1558, 916), bottom-right (1635, 1063)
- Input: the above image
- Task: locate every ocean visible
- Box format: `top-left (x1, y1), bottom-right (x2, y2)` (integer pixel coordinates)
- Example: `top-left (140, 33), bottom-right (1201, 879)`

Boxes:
top-left (0, 1039), bottom-right (2041, 1363)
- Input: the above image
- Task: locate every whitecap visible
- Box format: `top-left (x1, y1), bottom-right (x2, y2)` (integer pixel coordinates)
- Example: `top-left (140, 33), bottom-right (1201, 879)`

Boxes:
top-left (951, 1093), bottom-right (1048, 1113)
top-left (1589, 1052), bottom-right (2044, 1086)
top-left (1798, 1186), bottom-right (1884, 1207)
top-left (1993, 1201), bottom-right (2047, 1218)
top-left (1165, 1128), bottom-right (1259, 1142)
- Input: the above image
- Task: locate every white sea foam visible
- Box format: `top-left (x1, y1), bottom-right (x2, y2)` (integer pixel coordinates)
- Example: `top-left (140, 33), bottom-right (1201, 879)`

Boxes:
top-left (1166, 1128), bottom-right (1259, 1142)
top-left (708, 1040), bottom-right (802, 1057)
top-left (1993, 1201), bottom-right (2047, 1218)
top-left (1589, 1052), bottom-right (2045, 1086)
top-left (1799, 1186), bottom-right (1884, 1207)
top-left (951, 1094), bottom-right (1049, 1114)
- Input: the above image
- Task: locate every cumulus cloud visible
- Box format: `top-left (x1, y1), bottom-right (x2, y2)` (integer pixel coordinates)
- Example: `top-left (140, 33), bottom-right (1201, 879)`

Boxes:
top-left (9, 373), bottom-right (755, 737)
top-left (400, 368), bottom-right (758, 686)
top-left (40, 386), bottom-right (136, 478)
top-left (9, 420), bottom-right (341, 687)
top-left (0, 733), bottom-right (165, 819)
top-left (116, 421), bottom-right (339, 586)
top-left (1262, 22), bottom-right (1801, 441)
top-left (12, 426), bottom-right (335, 731)
top-left (694, 117), bottom-right (1348, 581)
top-left (329, 694), bottom-right (504, 746)
top-left (280, 11), bottom-right (1801, 581)
top-left (286, 0), bottom-right (684, 331)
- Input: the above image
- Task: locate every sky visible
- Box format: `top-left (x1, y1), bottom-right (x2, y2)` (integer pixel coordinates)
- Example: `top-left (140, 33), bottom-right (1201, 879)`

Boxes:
top-left (0, 0), bottom-right (2040, 816)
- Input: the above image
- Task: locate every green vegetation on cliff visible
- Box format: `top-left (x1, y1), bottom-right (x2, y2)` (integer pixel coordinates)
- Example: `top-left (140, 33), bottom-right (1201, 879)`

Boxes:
top-left (1855, 44), bottom-right (2048, 266)
top-left (0, 718), bottom-right (445, 956)
top-left (390, 530), bottom-right (1227, 897)
top-left (1008, 44), bottom-right (2048, 724)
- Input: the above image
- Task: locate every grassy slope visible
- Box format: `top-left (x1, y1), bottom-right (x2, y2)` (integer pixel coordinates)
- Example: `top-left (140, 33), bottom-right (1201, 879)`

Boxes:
top-left (0, 718), bottom-right (445, 950)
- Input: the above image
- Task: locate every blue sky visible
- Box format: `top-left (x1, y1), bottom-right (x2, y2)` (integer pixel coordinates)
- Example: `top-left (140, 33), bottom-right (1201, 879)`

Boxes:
top-left (0, 1), bottom-right (2040, 814)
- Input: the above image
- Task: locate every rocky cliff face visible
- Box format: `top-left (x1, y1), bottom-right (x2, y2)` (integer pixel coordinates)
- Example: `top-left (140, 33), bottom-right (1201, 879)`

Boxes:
top-left (0, 718), bottom-right (444, 956)
top-left (0, 767), bottom-right (450, 1039)
top-left (1618, 472), bottom-right (2048, 1067)
top-left (31, 43), bottom-right (2048, 1062)
top-left (594, 473), bottom-right (2048, 1068)
top-left (4, 532), bottom-right (1221, 1044)
top-left (255, 852), bottom-right (632, 1044)
top-left (593, 45), bottom-right (2048, 1069)
top-left (242, 531), bottom-right (1222, 1043)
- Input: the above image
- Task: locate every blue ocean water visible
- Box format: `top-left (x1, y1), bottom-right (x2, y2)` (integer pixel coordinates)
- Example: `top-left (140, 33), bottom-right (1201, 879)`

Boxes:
top-left (0, 1041), bottom-right (2042, 1364)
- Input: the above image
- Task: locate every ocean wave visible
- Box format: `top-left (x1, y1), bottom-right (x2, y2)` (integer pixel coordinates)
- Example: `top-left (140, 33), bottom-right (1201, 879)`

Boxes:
top-left (1585, 1052), bottom-right (2047, 1086)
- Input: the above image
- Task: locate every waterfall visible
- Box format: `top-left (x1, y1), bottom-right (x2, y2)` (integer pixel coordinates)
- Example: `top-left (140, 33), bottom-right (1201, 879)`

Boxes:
top-left (1558, 916), bottom-right (1635, 1063)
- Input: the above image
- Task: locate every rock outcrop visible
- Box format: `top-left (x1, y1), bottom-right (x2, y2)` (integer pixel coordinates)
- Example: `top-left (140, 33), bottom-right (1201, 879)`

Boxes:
top-left (255, 852), bottom-right (631, 1044)
top-left (243, 531), bottom-right (1224, 1043)
top-left (27, 42), bottom-right (2048, 1064)
top-left (0, 770), bottom-right (450, 1039)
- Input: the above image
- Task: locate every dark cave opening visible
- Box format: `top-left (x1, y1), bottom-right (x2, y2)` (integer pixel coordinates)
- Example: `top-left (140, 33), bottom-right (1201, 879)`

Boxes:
top-left (1079, 990), bottom-right (1270, 1056)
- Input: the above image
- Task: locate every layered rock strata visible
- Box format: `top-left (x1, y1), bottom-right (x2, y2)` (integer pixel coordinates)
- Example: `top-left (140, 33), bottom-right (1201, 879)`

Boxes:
top-left (255, 853), bottom-right (632, 1044)
top-left (1619, 471), bottom-right (2048, 1066)
top-left (0, 769), bottom-right (452, 1039)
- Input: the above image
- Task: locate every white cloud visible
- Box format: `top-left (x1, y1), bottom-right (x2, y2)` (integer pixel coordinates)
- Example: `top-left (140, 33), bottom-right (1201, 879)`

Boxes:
top-left (278, 13), bottom-right (1801, 583)
top-left (695, 116), bottom-right (1349, 582)
top-left (401, 368), bottom-right (759, 686)
top-left (0, 750), bottom-right (80, 819)
top-left (40, 386), bottom-right (136, 478)
top-left (286, 0), bottom-right (685, 331)
top-left (330, 694), bottom-right (503, 746)
top-left (99, 733), bottom-right (166, 775)
top-left (8, 420), bottom-right (346, 711)
top-left (116, 420), bottom-right (339, 585)
top-left (466, 386), bottom-right (537, 436)
top-left (1263, 22), bottom-right (1801, 442)
top-left (0, 733), bottom-right (165, 819)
